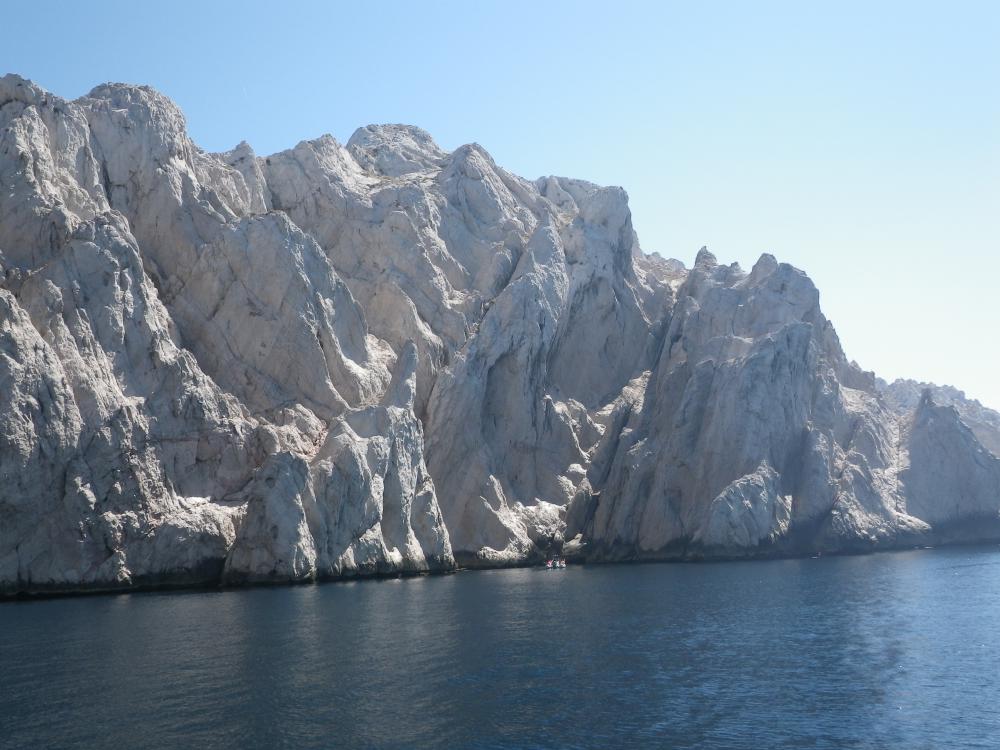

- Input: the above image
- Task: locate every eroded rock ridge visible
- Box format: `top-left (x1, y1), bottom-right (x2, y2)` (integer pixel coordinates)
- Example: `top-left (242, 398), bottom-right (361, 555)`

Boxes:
top-left (2, 75), bottom-right (997, 594)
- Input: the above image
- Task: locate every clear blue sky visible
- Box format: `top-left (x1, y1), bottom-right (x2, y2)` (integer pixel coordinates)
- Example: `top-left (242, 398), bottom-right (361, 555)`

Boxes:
top-left (4, 1), bottom-right (999, 408)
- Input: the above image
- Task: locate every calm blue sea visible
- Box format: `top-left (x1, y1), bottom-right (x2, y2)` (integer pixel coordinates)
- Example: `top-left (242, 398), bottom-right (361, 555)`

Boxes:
top-left (3, 547), bottom-right (1000, 749)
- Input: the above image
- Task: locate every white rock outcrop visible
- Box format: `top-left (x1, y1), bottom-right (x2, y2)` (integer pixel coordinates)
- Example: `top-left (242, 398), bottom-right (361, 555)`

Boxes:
top-left (567, 252), bottom-right (998, 558)
top-left (1, 74), bottom-right (998, 594)
top-left (0, 76), bottom-right (452, 594)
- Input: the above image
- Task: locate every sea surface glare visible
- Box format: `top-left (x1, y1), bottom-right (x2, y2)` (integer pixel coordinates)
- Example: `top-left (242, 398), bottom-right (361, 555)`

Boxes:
top-left (3, 546), bottom-right (1000, 749)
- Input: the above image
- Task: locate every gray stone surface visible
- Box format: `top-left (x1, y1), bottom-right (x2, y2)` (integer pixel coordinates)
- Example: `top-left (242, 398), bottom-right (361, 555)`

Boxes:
top-left (1, 74), bottom-right (998, 594)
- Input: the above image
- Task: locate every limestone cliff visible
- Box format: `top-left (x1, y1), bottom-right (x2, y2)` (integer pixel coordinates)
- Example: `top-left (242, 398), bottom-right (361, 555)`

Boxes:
top-left (1, 74), bottom-right (997, 594)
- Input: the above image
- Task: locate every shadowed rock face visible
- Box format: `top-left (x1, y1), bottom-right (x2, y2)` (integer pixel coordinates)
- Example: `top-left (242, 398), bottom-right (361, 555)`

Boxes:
top-left (880, 378), bottom-right (1000, 458)
top-left (1, 74), bottom-right (998, 594)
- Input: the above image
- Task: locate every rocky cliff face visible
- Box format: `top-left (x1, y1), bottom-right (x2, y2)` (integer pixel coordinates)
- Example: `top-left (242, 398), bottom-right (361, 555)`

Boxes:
top-left (880, 378), bottom-right (1000, 458)
top-left (1, 75), bottom-right (998, 594)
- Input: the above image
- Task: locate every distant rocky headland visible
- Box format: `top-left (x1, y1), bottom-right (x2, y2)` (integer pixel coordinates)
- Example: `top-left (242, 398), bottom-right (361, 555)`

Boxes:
top-left (2, 74), bottom-right (999, 596)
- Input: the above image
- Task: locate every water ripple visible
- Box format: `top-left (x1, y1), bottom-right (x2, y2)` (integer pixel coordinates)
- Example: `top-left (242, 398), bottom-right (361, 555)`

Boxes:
top-left (2, 547), bottom-right (1000, 749)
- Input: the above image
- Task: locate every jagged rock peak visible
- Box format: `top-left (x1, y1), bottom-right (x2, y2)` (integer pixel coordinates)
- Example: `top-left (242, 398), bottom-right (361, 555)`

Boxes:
top-left (749, 252), bottom-right (779, 281)
top-left (83, 81), bottom-right (190, 135)
top-left (0, 73), bottom-right (55, 105)
top-left (694, 246), bottom-right (718, 269)
top-left (347, 123), bottom-right (447, 176)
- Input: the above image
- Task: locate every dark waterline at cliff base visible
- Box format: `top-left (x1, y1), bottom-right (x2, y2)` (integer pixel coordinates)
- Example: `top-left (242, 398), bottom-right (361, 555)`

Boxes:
top-left (3, 546), bottom-right (1000, 749)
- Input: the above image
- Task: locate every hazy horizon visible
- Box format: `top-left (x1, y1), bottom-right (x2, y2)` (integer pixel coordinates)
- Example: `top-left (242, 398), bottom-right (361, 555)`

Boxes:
top-left (4, 0), bottom-right (997, 408)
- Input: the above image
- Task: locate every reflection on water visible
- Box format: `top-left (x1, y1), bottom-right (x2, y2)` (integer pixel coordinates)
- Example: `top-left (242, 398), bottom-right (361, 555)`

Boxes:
top-left (3, 547), bottom-right (1000, 749)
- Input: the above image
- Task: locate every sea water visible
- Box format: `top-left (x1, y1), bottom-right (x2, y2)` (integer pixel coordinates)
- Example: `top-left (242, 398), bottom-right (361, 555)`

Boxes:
top-left (3, 546), bottom-right (1000, 749)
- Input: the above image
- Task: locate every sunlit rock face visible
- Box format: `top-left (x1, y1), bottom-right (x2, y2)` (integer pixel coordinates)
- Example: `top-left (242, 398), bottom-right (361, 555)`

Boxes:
top-left (566, 251), bottom-right (1000, 559)
top-left (1, 74), bottom-right (998, 594)
top-left (0, 76), bottom-right (449, 594)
